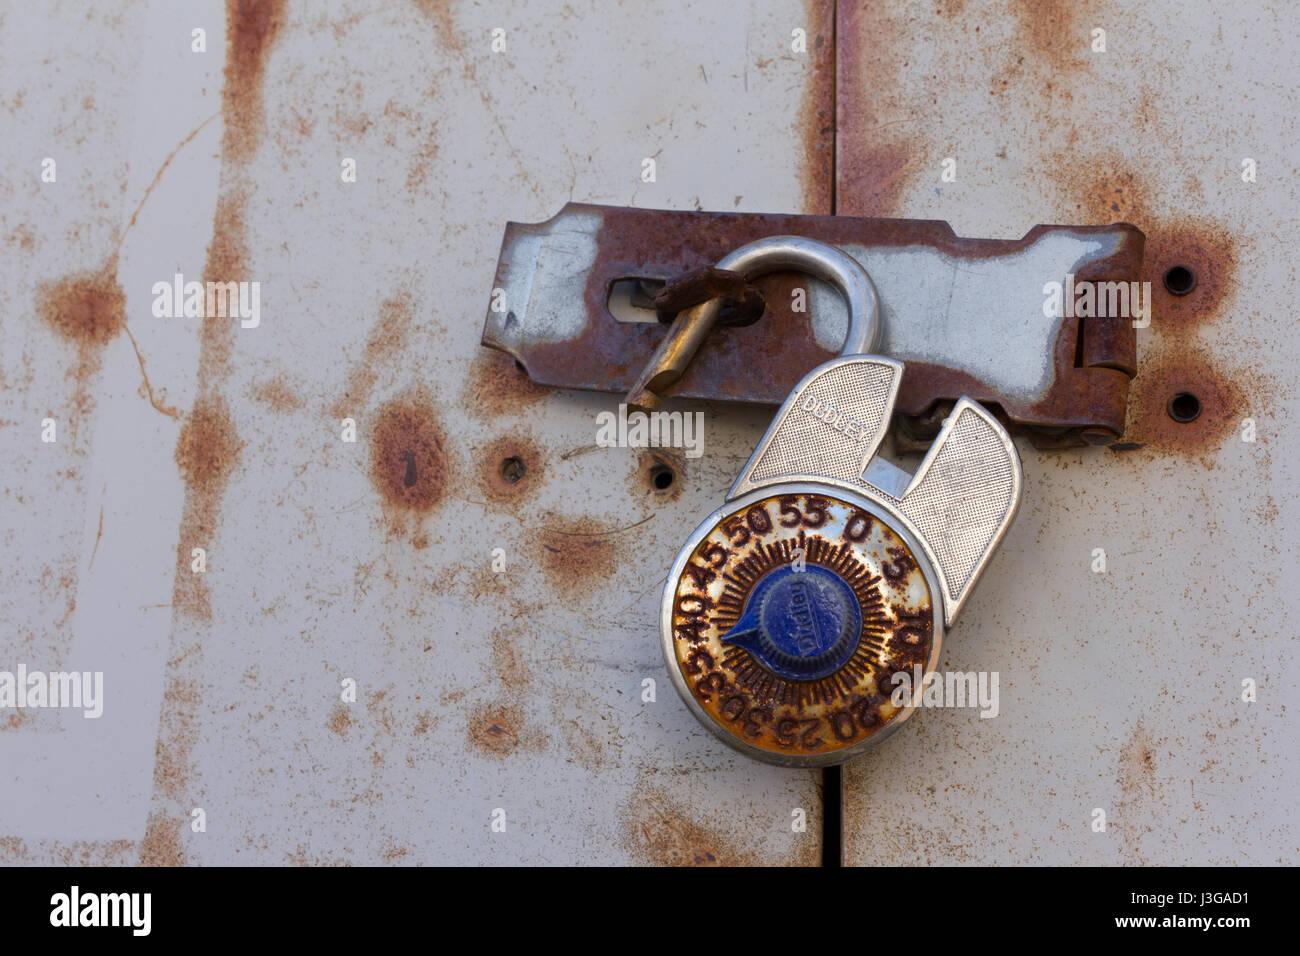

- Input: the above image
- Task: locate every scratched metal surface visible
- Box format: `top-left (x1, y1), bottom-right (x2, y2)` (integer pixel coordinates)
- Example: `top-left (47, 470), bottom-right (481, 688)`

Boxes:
top-left (838, 1), bottom-right (1298, 864)
top-left (0, 0), bottom-right (837, 865)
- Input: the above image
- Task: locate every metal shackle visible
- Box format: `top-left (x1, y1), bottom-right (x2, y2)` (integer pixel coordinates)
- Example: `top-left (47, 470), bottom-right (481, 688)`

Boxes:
top-left (626, 236), bottom-right (882, 410)
top-left (713, 235), bottom-right (882, 355)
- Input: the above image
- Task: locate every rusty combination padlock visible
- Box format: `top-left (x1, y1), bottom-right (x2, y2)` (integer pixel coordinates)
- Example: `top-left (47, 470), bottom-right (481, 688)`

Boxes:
top-left (659, 237), bottom-right (1022, 767)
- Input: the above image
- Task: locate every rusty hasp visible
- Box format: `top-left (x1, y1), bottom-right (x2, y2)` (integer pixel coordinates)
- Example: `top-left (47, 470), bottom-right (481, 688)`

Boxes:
top-left (481, 203), bottom-right (1144, 446)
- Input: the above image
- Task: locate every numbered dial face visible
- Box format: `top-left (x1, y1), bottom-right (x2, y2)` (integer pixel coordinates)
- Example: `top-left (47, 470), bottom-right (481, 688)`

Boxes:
top-left (669, 491), bottom-right (936, 761)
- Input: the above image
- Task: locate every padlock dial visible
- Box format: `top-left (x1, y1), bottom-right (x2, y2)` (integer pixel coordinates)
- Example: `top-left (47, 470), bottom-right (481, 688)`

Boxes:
top-left (665, 488), bottom-right (942, 766)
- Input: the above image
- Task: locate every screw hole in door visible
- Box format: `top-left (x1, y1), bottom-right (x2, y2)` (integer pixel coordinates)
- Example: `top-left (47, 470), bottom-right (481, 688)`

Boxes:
top-left (500, 456), bottom-right (526, 483)
top-left (1163, 265), bottom-right (1196, 296)
top-left (1167, 392), bottom-right (1201, 423)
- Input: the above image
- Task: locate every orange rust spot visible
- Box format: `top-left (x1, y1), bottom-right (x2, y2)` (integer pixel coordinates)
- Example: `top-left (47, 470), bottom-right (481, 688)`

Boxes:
top-left (175, 396), bottom-right (241, 493)
top-left (623, 789), bottom-right (757, 867)
top-left (198, 189), bottom-right (249, 379)
top-left (330, 296), bottom-right (413, 421)
top-left (559, 716), bottom-right (609, 771)
top-left (1065, 164), bottom-right (1247, 459)
top-left (1013, 0), bottom-right (1091, 68)
top-left (221, 0), bottom-right (288, 162)
top-left (480, 435), bottom-right (543, 503)
top-left (836, 140), bottom-right (914, 218)
top-left (250, 375), bottom-right (304, 413)
top-left (2, 711), bottom-right (33, 731)
top-left (327, 704), bottom-right (352, 736)
top-left (1, 839), bottom-right (136, 867)
top-left (173, 397), bottom-right (241, 619)
top-left (7, 222), bottom-right (36, 252)
top-left (150, 677), bottom-right (200, 799)
top-left (139, 676), bottom-right (201, 866)
top-left (1122, 348), bottom-right (1243, 462)
top-left (1143, 224), bottom-right (1237, 334)
top-left (369, 394), bottom-right (448, 514)
top-left (1115, 717), bottom-right (1161, 864)
top-left (465, 349), bottom-right (549, 418)
top-left (633, 449), bottom-right (684, 502)
top-left (835, 3), bottom-right (915, 217)
top-left (490, 629), bottom-right (530, 692)
top-left (467, 702), bottom-right (545, 758)
top-left (38, 268), bottom-right (125, 346)
top-left (405, 126), bottom-right (440, 191)
top-left (538, 518), bottom-right (619, 589)
top-left (0, 837), bottom-right (24, 863)
top-left (797, 0), bottom-right (835, 214)
top-left (138, 813), bottom-right (184, 867)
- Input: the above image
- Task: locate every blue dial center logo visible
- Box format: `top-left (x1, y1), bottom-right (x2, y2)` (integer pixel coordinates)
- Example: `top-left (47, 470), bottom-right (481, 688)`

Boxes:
top-left (719, 564), bottom-right (863, 681)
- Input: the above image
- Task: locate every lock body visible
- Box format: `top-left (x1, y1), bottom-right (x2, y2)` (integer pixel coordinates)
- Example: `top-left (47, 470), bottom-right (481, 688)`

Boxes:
top-left (663, 484), bottom-right (944, 767)
top-left (656, 239), bottom-right (1022, 768)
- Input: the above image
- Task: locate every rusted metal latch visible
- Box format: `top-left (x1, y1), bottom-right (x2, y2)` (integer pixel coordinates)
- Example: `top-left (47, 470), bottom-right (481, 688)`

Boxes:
top-left (482, 203), bottom-right (1145, 447)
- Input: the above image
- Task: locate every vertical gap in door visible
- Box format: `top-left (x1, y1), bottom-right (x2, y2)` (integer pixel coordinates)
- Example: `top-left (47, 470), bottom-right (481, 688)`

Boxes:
top-left (821, 0), bottom-right (844, 870)
top-left (822, 763), bottom-right (844, 867)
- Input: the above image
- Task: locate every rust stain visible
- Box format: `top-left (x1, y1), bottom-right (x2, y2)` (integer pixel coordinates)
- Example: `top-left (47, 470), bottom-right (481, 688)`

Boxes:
top-left (328, 704), bottom-right (352, 736)
top-left (221, 0), bottom-right (288, 162)
top-left (142, 0), bottom-right (286, 871)
top-left (1122, 349), bottom-right (1243, 462)
top-left (198, 189), bottom-right (249, 380)
top-left (405, 125), bottom-right (441, 191)
top-left (172, 396), bottom-right (242, 620)
top-left (38, 267), bottom-right (125, 346)
top-left (480, 434), bottom-right (543, 504)
top-left (834, 3), bottom-right (914, 218)
top-left (329, 296), bottom-right (413, 421)
top-left (622, 787), bottom-right (757, 866)
top-left (175, 397), bottom-right (241, 489)
top-left (369, 392), bottom-right (449, 516)
top-left (88, 506), bottom-right (104, 570)
top-left (558, 716), bottom-right (608, 771)
top-left (633, 449), bottom-right (685, 503)
top-left (251, 375), bottom-right (304, 413)
top-left (138, 674), bottom-right (201, 866)
top-left (467, 702), bottom-right (546, 758)
top-left (836, 140), bottom-right (914, 218)
top-left (1015, 0), bottom-right (1090, 69)
top-left (413, 0), bottom-right (544, 205)
top-left (122, 325), bottom-right (182, 420)
top-left (490, 628), bottom-right (531, 692)
top-left (0, 838), bottom-right (135, 866)
top-left (538, 518), bottom-right (620, 589)
top-left (2, 711), bottom-right (33, 732)
top-left (1141, 225), bottom-right (1237, 334)
top-left (1065, 165), bottom-right (1245, 459)
top-left (1115, 717), bottom-right (1161, 865)
top-left (465, 349), bottom-right (549, 418)
top-left (138, 813), bottom-right (184, 867)
top-left (797, 0), bottom-right (835, 214)
top-left (39, 262), bottom-right (181, 422)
